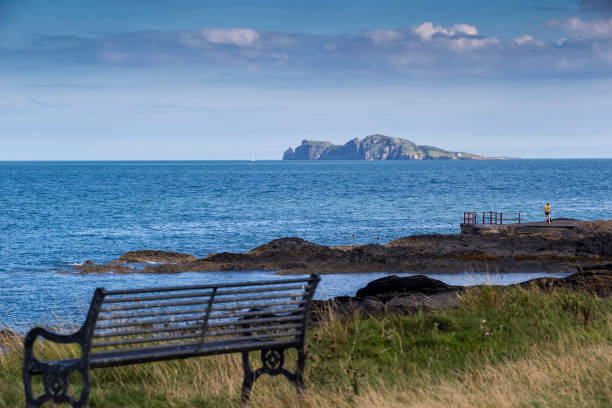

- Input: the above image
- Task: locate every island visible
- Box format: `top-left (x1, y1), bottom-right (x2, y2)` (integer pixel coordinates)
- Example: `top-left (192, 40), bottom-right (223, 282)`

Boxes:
top-left (282, 134), bottom-right (510, 160)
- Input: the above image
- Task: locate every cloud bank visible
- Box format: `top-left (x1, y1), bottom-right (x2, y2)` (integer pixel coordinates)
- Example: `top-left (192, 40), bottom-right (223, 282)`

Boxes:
top-left (4, 20), bottom-right (612, 79)
top-left (579, 0), bottom-right (612, 12)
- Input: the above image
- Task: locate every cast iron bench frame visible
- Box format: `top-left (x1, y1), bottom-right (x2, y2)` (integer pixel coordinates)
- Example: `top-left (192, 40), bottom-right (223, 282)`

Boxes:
top-left (23, 274), bottom-right (320, 407)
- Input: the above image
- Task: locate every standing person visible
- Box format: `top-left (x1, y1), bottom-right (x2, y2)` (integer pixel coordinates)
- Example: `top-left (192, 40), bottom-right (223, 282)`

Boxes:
top-left (543, 203), bottom-right (551, 223)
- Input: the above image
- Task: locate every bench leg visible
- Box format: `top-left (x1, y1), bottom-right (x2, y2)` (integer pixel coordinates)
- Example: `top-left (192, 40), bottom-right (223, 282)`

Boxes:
top-left (241, 351), bottom-right (261, 406)
top-left (241, 347), bottom-right (307, 405)
top-left (23, 361), bottom-right (90, 408)
top-left (296, 349), bottom-right (306, 395)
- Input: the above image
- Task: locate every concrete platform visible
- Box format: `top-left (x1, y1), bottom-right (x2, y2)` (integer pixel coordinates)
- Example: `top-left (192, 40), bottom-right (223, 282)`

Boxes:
top-left (460, 219), bottom-right (582, 235)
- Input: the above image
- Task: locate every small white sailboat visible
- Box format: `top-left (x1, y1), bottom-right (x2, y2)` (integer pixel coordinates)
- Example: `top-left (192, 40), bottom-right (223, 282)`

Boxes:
top-left (250, 153), bottom-right (255, 162)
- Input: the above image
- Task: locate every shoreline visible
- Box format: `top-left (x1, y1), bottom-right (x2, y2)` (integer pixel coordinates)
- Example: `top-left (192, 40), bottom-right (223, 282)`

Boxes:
top-left (70, 219), bottom-right (612, 275)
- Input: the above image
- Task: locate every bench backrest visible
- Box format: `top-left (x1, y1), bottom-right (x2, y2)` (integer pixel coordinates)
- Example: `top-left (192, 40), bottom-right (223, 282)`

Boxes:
top-left (84, 275), bottom-right (320, 357)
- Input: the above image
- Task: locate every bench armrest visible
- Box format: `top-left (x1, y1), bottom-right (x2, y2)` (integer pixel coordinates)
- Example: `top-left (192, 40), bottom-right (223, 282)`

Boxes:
top-left (24, 327), bottom-right (82, 348)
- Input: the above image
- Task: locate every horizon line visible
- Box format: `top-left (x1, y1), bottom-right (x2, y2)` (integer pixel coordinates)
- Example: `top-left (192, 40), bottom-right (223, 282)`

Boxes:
top-left (1, 158), bottom-right (612, 162)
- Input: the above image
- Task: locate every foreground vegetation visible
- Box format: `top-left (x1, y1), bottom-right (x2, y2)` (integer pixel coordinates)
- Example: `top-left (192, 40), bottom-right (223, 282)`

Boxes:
top-left (2, 286), bottom-right (611, 407)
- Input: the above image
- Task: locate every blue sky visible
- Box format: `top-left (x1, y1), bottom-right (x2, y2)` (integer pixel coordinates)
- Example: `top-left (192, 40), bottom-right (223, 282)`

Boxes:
top-left (1, 0), bottom-right (612, 159)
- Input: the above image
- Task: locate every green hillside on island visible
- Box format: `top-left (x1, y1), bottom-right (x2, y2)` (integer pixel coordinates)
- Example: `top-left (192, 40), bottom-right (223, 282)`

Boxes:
top-left (283, 134), bottom-right (510, 160)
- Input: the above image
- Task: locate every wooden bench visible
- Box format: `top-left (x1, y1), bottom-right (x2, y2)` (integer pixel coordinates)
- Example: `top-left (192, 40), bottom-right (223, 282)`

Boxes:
top-left (23, 274), bottom-right (320, 407)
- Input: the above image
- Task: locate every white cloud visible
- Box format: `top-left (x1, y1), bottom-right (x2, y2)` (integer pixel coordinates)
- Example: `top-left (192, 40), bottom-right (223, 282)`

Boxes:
top-left (551, 17), bottom-right (612, 39)
top-left (364, 29), bottom-right (402, 45)
top-left (446, 37), bottom-right (499, 51)
top-left (513, 35), bottom-right (544, 46)
top-left (413, 22), bottom-right (478, 41)
top-left (452, 24), bottom-right (479, 36)
top-left (514, 35), bottom-right (533, 45)
top-left (203, 28), bottom-right (260, 47)
top-left (14, 23), bottom-right (612, 79)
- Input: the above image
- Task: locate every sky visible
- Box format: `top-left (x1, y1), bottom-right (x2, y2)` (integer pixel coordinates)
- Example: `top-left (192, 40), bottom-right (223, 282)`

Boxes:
top-left (1, 0), bottom-right (612, 159)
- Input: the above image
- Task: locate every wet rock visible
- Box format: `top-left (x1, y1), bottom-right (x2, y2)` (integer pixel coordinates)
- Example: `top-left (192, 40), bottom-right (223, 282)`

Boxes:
top-left (360, 297), bottom-right (386, 314)
top-left (356, 275), bottom-right (457, 298)
top-left (311, 275), bottom-right (462, 319)
top-left (386, 295), bottom-right (421, 313)
top-left (73, 264), bottom-right (135, 274)
top-left (65, 220), bottom-right (612, 275)
top-left (118, 250), bottom-right (197, 263)
top-left (518, 265), bottom-right (612, 297)
top-left (248, 237), bottom-right (327, 254)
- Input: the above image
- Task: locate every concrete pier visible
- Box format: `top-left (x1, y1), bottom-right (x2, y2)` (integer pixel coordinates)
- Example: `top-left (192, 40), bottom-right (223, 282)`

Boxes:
top-left (460, 219), bottom-right (582, 235)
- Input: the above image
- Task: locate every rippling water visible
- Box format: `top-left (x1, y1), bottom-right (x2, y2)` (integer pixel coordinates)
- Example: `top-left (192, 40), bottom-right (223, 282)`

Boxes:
top-left (0, 159), bottom-right (610, 330)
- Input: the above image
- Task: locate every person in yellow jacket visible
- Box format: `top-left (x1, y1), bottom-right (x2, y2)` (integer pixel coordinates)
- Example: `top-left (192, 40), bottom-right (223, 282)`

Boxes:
top-left (543, 203), bottom-right (551, 223)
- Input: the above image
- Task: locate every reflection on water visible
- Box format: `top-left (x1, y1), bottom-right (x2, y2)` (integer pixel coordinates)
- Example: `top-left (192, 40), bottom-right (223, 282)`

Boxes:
top-left (0, 270), bottom-right (570, 333)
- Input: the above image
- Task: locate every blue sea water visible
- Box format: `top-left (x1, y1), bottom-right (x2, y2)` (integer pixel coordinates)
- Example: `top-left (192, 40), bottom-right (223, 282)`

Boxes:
top-left (0, 159), bottom-right (610, 330)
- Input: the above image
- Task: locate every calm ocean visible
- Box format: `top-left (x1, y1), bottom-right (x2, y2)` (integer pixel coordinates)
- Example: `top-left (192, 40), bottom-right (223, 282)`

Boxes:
top-left (1, 159), bottom-right (610, 330)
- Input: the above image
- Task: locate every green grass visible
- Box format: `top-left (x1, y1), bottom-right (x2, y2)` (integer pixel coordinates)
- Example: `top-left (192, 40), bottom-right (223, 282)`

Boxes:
top-left (2, 286), bottom-right (611, 407)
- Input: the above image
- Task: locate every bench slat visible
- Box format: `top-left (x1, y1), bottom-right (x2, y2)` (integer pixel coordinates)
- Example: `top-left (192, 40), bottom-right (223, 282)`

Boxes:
top-left (94, 322), bottom-right (302, 340)
top-left (95, 323), bottom-right (202, 338)
top-left (88, 339), bottom-right (298, 369)
top-left (100, 291), bottom-right (305, 313)
top-left (103, 277), bottom-right (313, 296)
top-left (92, 329), bottom-right (300, 349)
top-left (207, 315), bottom-right (302, 328)
top-left (207, 323), bottom-right (302, 337)
top-left (103, 284), bottom-right (307, 304)
top-left (208, 306), bottom-right (305, 321)
top-left (210, 299), bottom-right (305, 313)
top-left (92, 332), bottom-right (202, 348)
top-left (98, 300), bottom-right (305, 321)
top-left (95, 306), bottom-right (305, 330)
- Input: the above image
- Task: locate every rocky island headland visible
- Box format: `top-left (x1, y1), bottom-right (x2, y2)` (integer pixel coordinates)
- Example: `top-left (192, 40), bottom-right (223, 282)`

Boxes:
top-left (72, 219), bottom-right (612, 276)
top-left (282, 134), bottom-right (511, 160)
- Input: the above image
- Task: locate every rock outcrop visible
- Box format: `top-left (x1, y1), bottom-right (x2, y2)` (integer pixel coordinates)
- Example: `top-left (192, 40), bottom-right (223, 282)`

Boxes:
top-left (72, 220), bottom-right (612, 275)
top-left (72, 263), bottom-right (135, 274)
top-left (518, 264), bottom-right (612, 296)
top-left (283, 134), bottom-right (508, 160)
top-left (318, 274), bottom-right (463, 316)
top-left (313, 265), bottom-right (612, 318)
top-left (356, 274), bottom-right (458, 297)
top-left (119, 250), bottom-right (197, 263)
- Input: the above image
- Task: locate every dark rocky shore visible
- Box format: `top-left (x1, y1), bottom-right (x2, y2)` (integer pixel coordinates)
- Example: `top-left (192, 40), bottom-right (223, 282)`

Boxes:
top-left (313, 264), bottom-right (612, 316)
top-left (72, 220), bottom-right (612, 275)
top-left (6, 266), bottom-right (609, 344)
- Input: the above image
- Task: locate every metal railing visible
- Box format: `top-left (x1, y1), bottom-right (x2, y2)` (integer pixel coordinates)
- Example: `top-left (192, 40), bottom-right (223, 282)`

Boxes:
top-left (464, 211), bottom-right (478, 224)
top-left (463, 211), bottom-right (521, 225)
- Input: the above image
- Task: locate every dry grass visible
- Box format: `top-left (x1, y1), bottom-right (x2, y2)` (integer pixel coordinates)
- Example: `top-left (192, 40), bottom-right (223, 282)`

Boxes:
top-left (302, 340), bottom-right (612, 408)
top-left (2, 287), bottom-right (612, 407)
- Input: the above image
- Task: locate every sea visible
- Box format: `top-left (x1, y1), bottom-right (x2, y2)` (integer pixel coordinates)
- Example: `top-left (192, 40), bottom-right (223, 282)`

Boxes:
top-left (1, 159), bottom-right (610, 331)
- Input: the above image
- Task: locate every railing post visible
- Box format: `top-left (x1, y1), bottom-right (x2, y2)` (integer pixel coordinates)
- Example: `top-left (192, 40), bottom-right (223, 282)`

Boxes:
top-left (500, 213), bottom-right (503, 225)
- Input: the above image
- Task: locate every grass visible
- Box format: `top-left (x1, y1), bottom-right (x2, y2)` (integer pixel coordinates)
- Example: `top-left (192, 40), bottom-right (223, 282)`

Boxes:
top-left (2, 286), bottom-right (611, 407)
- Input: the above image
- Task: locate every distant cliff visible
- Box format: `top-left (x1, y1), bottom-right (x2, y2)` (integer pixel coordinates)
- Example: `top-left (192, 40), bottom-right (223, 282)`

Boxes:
top-left (283, 134), bottom-right (508, 160)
